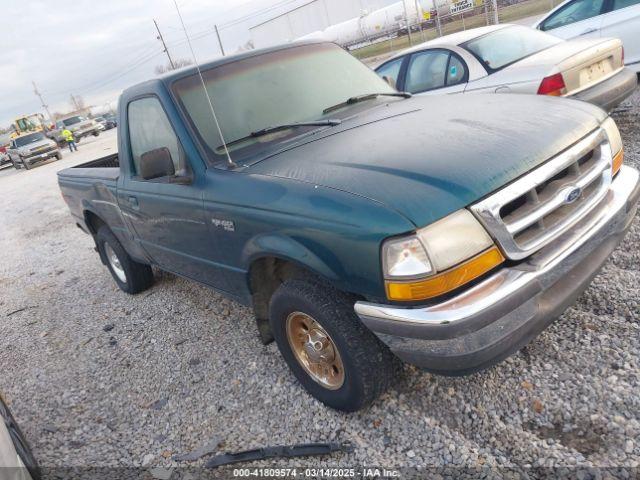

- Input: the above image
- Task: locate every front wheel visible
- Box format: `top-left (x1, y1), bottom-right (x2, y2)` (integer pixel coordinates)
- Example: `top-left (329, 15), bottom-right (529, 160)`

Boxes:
top-left (269, 279), bottom-right (399, 412)
top-left (55, 152), bottom-right (62, 160)
top-left (96, 225), bottom-right (154, 294)
top-left (93, 131), bottom-right (100, 137)
top-left (21, 159), bottom-right (30, 170)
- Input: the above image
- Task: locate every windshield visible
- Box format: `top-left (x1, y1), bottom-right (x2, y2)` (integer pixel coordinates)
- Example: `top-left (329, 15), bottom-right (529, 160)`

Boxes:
top-left (462, 25), bottom-right (561, 72)
top-left (63, 116), bottom-right (85, 126)
top-left (14, 132), bottom-right (46, 147)
top-left (172, 43), bottom-right (395, 165)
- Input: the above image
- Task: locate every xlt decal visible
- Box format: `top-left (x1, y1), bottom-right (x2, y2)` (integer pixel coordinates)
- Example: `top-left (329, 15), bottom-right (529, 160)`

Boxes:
top-left (211, 218), bottom-right (235, 232)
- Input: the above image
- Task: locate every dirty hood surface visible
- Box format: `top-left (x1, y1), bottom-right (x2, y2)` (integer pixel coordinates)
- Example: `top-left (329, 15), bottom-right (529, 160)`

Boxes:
top-left (249, 94), bottom-right (606, 228)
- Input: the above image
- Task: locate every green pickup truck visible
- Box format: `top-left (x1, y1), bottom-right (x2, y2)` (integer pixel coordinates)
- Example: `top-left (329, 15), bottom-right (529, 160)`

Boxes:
top-left (57, 41), bottom-right (639, 411)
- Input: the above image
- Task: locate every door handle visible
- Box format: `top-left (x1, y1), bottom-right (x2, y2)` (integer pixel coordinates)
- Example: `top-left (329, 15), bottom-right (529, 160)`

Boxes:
top-left (128, 196), bottom-right (139, 209)
top-left (580, 28), bottom-right (598, 35)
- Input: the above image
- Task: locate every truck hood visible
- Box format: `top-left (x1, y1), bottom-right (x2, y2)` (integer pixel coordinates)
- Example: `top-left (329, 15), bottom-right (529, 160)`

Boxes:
top-left (12, 138), bottom-right (55, 154)
top-left (249, 94), bottom-right (606, 228)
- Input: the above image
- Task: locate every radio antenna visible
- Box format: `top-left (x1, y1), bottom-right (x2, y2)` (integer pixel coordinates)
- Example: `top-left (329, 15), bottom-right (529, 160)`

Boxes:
top-left (172, 0), bottom-right (236, 168)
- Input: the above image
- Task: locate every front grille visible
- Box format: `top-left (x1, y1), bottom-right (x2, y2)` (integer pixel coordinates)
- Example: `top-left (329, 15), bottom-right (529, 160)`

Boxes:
top-left (470, 129), bottom-right (613, 260)
top-left (30, 145), bottom-right (54, 153)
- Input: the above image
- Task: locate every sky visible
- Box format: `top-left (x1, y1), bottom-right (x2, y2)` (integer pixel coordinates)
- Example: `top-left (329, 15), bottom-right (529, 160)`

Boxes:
top-left (0, 0), bottom-right (325, 127)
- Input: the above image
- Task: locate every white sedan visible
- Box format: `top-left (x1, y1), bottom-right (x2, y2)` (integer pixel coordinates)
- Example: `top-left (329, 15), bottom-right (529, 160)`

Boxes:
top-left (375, 24), bottom-right (637, 111)
top-left (533, 0), bottom-right (640, 73)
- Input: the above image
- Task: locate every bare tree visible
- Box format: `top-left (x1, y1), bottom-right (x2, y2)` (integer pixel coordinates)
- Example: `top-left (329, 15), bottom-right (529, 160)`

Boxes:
top-left (69, 94), bottom-right (85, 111)
top-left (155, 58), bottom-right (193, 75)
top-left (237, 40), bottom-right (255, 52)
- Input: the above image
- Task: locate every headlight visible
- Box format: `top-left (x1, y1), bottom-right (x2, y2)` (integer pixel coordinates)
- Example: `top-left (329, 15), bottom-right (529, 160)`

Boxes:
top-left (382, 210), bottom-right (504, 301)
top-left (602, 117), bottom-right (623, 175)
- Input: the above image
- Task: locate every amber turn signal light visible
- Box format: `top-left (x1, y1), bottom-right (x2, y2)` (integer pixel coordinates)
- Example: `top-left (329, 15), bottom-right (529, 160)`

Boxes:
top-left (385, 247), bottom-right (505, 302)
top-left (612, 149), bottom-right (624, 176)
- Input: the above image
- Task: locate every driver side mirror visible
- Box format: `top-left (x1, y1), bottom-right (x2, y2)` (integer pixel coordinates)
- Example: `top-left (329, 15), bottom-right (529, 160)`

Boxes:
top-left (139, 147), bottom-right (175, 180)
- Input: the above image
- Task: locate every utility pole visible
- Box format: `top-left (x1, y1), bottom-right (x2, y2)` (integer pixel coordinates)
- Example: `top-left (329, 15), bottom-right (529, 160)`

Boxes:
top-left (214, 25), bottom-right (225, 56)
top-left (402, 1), bottom-right (414, 46)
top-left (32, 81), bottom-right (52, 123)
top-left (154, 19), bottom-right (176, 69)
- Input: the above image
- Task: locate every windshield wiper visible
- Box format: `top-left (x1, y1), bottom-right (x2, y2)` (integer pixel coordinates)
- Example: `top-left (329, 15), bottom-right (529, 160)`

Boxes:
top-left (323, 92), bottom-right (412, 114)
top-left (218, 119), bottom-right (342, 151)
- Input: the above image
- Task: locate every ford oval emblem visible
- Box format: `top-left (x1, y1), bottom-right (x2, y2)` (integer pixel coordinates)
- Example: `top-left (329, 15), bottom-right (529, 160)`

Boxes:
top-left (565, 187), bottom-right (582, 204)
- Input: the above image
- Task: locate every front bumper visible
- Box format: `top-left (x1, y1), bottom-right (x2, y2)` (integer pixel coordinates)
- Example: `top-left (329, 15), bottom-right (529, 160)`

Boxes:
top-left (569, 67), bottom-right (637, 112)
top-left (24, 149), bottom-right (59, 163)
top-left (355, 165), bottom-right (640, 375)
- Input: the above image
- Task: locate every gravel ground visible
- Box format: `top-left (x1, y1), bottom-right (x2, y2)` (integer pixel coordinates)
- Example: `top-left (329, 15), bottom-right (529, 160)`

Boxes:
top-left (1, 90), bottom-right (639, 478)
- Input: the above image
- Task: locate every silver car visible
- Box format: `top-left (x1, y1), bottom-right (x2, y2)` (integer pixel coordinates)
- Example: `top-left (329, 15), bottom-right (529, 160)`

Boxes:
top-left (0, 396), bottom-right (39, 479)
top-left (375, 24), bottom-right (637, 112)
top-left (7, 132), bottom-right (62, 171)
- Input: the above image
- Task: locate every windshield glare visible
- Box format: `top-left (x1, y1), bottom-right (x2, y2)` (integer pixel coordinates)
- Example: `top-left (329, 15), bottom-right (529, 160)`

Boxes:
top-left (63, 116), bottom-right (85, 126)
top-left (172, 43), bottom-right (395, 165)
top-left (463, 25), bottom-right (561, 72)
top-left (15, 133), bottom-right (45, 147)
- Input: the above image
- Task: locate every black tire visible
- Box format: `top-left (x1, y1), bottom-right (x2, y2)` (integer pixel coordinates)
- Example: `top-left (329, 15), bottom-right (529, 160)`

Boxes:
top-left (93, 131), bottom-right (100, 137)
top-left (55, 152), bottom-right (62, 160)
top-left (0, 397), bottom-right (41, 480)
top-left (22, 159), bottom-right (30, 170)
top-left (96, 225), bottom-right (154, 294)
top-left (269, 279), bottom-right (399, 412)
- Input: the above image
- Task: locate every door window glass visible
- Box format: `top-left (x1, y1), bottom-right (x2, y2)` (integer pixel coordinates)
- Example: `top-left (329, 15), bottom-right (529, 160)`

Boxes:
top-left (128, 97), bottom-right (184, 177)
top-left (375, 58), bottom-right (404, 89)
top-left (446, 55), bottom-right (467, 86)
top-left (612, 0), bottom-right (640, 9)
top-left (541, 0), bottom-right (605, 30)
top-left (405, 50), bottom-right (450, 93)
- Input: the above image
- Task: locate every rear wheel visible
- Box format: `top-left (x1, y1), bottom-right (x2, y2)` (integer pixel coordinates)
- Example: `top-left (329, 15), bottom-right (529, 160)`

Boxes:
top-left (96, 225), bottom-right (154, 294)
top-left (269, 279), bottom-right (398, 412)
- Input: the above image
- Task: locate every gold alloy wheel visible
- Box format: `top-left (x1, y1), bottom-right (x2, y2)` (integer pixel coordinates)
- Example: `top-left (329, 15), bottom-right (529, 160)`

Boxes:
top-left (285, 312), bottom-right (345, 390)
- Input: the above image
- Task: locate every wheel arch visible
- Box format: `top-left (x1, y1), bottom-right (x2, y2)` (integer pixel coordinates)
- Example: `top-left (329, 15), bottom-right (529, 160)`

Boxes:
top-left (244, 235), bottom-right (349, 343)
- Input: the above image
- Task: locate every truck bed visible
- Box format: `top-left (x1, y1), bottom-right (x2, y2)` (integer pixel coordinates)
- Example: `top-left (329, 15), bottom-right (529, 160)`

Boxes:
top-left (58, 153), bottom-right (120, 182)
top-left (58, 153), bottom-right (123, 233)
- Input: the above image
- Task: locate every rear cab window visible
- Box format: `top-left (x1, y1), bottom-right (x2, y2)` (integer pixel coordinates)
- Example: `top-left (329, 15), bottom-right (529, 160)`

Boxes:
top-left (462, 25), bottom-right (561, 72)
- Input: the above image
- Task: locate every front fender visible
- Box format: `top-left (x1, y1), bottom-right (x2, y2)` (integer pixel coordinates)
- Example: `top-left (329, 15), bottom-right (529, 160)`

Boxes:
top-left (242, 232), bottom-right (343, 284)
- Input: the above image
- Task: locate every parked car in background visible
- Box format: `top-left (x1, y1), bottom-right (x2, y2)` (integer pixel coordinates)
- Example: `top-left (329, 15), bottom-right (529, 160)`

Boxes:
top-left (375, 24), bottom-right (637, 112)
top-left (0, 152), bottom-right (12, 170)
top-left (8, 132), bottom-right (62, 170)
top-left (94, 116), bottom-right (116, 130)
top-left (0, 395), bottom-right (39, 479)
top-left (58, 41), bottom-right (639, 412)
top-left (52, 116), bottom-right (101, 146)
top-left (104, 113), bottom-right (118, 127)
top-left (533, 0), bottom-right (640, 73)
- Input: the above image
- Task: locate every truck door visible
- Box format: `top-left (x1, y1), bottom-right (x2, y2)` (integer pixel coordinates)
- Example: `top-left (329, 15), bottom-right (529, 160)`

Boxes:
top-left (118, 95), bottom-right (228, 290)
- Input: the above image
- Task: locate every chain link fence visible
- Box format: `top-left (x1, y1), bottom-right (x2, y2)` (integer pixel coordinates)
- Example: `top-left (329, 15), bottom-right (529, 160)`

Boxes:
top-left (351, 0), bottom-right (565, 63)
